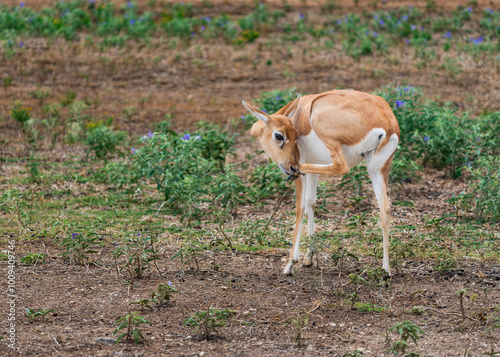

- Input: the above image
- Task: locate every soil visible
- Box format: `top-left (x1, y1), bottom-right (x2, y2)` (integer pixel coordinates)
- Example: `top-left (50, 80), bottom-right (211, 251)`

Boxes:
top-left (1, 1), bottom-right (500, 356)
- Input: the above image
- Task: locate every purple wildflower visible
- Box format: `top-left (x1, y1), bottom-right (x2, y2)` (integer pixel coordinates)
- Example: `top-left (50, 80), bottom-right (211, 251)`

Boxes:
top-left (423, 136), bottom-right (430, 142)
top-left (204, 17), bottom-right (211, 22)
top-left (240, 115), bottom-right (246, 122)
top-left (72, 233), bottom-right (78, 239)
top-left (167, 281), bottom-right (173, 287)
top-left (200, 26), bottom-right (205, 31)
top-left (19, 42), bottom-right (24, 48)
top-left (20, 2), bottom-right (25, 7)
top-left (372, 32), bottom-right (379, 37)
top-left (443, 31), bottom-right (452, 39)
top-left (411, 25), bottom-right (416, 30)
top-left (395, 100), bottom-right (406, 109)
top-left (275, 95), bottom-right (282, 101)
top-left (182, 134), bottom-right (191, 140)
top-left (131, 147), bottom-right (136, 154)
top-left (299, 13), bottom-right (304, 20)
top-left (195, 135), bottom-right (201, 140)
top-left (127, 1), bottom-right (133, 8)
top-left (129, 19), bottom-right (135, 25)
top-left (471, 36), bottom-right (484, 45)
top-left (379, 19), bottom-right (385, 26)
top-left (336, 19), bottom-right (342, 25)
top-left (466, 7), bottom-right (472, 12)
top-left (190, 32), bottom-right (195, 37)
top-left (402, 15), bottom-right (408, 21)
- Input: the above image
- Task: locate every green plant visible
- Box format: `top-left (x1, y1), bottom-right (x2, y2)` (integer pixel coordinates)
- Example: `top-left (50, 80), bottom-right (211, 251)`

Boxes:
top-left (284, 314), bottom-right (309, 346)
top-left (337, 166), bottom-right (370, 207)
top-left (59, 89), bottom-right (77, 107)
top-left (172, 230), bottom-right (204, 271)
top-left (27, 152), bottom-right (42, 183)
top-left (410, 306), bottom-right (425, 315)
top-left (10, 102), bottom-right (32, 132)
top-left (60, 231), bottom-right (102, 265)
top-left (465, 156), bottom-right (500, 222)
top-left (343, 351), bottom-right (364, 357)
top-left (193, 121), bottom-right (236, 166)
top-left (129, 299), bottom-right (154, 311)
top-left (183, 307), bottom-right (235, 340)
top-left (28, 88), bottom-right (51, 106)
top-left (150, 281), bottom-right (179, 305)
top-left (3, 77), bottom-right (13, 92)
top-left (25, 308), bottom-right (54, 322)
top-left (434, 252), bottom-right (457, 273)
top-left (388, 321), bottom-right (424, 356)
top-left (122, 106), bottom-right (137, 120)
top-left (347, 273), bottom-right (368, 309)
top-left (132, 131), bottom-right (221, 222)
top-left (354, 302), bottom-right (385, 312)
top-left (210, 165), bottom-right (249, 216)
top-left (20, 252), bottom-right (48, 265)
top-left (84, 124), bottom-right (127, 160)
top-left (113, 232), bottom-right (160, 280)
top-left (114, 311), bottom-right (152, 344)
top-left (254, 87), bottom-right (299, 115)
top-left (331, 247), bottom-right (359, 274)
top-left (249, 161), bottom-right (289, 200)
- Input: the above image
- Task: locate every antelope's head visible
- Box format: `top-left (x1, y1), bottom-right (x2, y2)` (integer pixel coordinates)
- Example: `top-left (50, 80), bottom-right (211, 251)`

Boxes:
top-left (243, 95), bottom-right (302, 180)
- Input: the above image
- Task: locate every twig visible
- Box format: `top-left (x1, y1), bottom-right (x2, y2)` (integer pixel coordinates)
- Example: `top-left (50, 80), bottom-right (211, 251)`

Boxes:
top-left (263, 188), bottom-right (292, 236)
top-left (423, 306), bottom-right (479, 323)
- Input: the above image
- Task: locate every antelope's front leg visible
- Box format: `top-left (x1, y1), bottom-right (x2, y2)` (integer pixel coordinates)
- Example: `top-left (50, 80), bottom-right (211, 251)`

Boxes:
top-left (284, 176), bottom-right (305, 275)
top-left (302, 173), bottom-right (318, 267)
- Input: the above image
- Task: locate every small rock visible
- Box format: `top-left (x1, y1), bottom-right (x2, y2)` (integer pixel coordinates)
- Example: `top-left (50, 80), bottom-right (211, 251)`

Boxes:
top-left (95, 337), bottom-right (116, 345)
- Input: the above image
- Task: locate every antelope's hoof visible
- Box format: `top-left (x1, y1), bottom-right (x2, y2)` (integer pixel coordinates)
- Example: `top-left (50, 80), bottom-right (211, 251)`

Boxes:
top-left (283, 261), bottom-right (294, 275)
top-left (302, 256), bottom-right (314, 267)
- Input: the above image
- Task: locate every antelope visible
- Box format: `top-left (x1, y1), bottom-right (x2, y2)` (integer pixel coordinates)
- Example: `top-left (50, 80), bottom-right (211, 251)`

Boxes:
top-left (243, 90), bottom-right (400, 276)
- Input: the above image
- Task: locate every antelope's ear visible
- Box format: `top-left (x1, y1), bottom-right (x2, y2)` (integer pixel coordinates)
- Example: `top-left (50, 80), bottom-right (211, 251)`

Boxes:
top-left (276, 95), bottom-right (301, 118)
top-left (242, 100), bottom-right (269, 123)
top-left (250, 120), bottom-right (265, 139)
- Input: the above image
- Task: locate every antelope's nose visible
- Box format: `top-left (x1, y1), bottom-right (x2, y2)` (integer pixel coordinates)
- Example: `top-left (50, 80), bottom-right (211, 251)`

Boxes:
top-left (290, 166), bottom-right (298, 173)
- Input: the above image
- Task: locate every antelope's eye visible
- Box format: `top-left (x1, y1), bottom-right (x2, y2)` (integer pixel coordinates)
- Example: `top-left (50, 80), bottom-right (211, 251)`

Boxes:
top-left (274, 133), bottom-right (284, 141)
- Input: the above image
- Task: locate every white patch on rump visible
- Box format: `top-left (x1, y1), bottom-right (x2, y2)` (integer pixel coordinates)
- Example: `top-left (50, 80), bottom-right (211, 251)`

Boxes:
top-left (342, 128), bottom-right (386, 168)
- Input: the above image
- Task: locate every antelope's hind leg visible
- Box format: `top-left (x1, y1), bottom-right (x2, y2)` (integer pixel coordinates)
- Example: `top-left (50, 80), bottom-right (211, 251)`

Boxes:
top-left (366, 133), bottom-right (399, 275)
